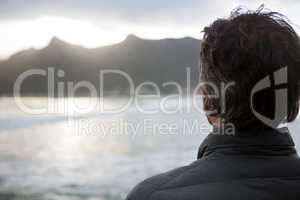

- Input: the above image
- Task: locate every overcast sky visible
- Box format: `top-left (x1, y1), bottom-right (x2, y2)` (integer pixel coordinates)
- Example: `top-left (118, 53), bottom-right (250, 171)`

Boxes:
top-left (0, 0), bottom-right (299, 58)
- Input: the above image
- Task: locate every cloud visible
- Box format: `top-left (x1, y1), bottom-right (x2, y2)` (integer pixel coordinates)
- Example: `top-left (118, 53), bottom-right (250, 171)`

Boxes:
top-left (1, 0), bottom-right (299, 27)
top-left (0, 0), bottom-right (299, 57)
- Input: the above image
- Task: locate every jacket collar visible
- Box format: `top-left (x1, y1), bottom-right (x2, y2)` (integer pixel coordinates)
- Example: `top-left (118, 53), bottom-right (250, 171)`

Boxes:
top-left (197, 127), bottom-right (297, 159)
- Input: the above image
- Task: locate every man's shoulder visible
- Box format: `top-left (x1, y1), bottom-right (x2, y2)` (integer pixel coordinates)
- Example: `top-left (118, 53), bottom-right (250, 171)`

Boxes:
top-left (126, 161), bottom-right (201, 200)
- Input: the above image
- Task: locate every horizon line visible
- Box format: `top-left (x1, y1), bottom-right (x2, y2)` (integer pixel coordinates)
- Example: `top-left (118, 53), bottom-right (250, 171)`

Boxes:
top-left (0, 34), bottom-right (201, 61)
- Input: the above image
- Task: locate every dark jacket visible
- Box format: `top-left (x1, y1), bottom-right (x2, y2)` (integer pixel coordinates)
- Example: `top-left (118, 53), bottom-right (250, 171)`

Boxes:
top-left (126, 127), bottom-right (300, 200)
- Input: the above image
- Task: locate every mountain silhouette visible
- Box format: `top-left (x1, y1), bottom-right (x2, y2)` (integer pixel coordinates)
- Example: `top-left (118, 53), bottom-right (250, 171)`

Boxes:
top-left (0, 35), bottom-right (201, 96)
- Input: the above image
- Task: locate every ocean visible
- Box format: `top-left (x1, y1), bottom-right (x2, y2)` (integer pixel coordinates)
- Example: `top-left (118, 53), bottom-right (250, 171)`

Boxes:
top-left (0, 97), bottom-right (299, 200)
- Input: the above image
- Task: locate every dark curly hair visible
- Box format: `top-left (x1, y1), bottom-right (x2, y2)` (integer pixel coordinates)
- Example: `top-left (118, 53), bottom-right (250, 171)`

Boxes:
top-left (200, 6), bottom-right (300, 129)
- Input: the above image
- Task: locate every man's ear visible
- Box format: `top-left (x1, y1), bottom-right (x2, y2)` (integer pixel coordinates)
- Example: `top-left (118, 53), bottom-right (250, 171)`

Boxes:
top-left (203, 94), bottom-right (220, 127)
top-left (206, 114), bottom-right (220, 127)
top-left (202, 94), bottom-right (217, 115)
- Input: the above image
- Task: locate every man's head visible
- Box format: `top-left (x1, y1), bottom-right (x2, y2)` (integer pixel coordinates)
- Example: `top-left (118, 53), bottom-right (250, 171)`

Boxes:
top-left (200, 6), bottom-right (300, 129)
